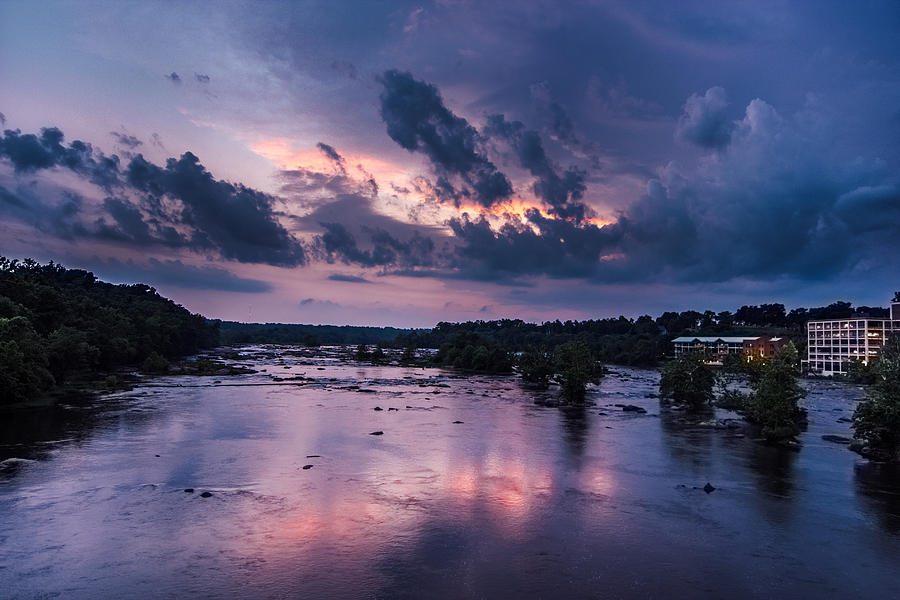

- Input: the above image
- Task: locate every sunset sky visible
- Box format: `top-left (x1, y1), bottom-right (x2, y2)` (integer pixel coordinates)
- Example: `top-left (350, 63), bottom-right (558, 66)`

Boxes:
top-left (1, 1), bottom-right (898, 326)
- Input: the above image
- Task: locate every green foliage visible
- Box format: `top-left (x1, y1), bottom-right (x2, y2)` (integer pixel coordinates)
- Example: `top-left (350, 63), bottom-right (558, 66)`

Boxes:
top-left (370, 346), bottom-right (386, 363)
top-left (141, 351), bottom-right (170, 374)
top-left (400, 345), bottom-right (417, 363)
top-left (553, 341), bottom-right (603, 402)
top-left (659, 353), bottom-right (716, 409)
top-left (0, 316), bottom-right (55, 403)
top-left (852, 336), bottom-right (900, 461)
top-left (846, 358), bottom-right (878, 384)
top-left (745, 342), bottom-right (805, 441)
top-left (218, 321), bottom-right (415, 346)
top-left (517, 345), bottom-right (555, 386)
top-left (0, 257), bottom-right (219, 403)
top-left (434, 331), bottom-right (512, 373)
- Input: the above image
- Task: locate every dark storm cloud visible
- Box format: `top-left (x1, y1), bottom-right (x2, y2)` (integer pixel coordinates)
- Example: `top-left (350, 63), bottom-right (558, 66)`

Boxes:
top-left (195, 73), bottom-right (210, 83)
top-left (675, 87), bottom-right (732, 149)
top-left (1, 123), bottom-right (306, 267)
top-left (378, 69), bottom-right (512, 208)
top-left (316, 142), bottom-right (345, 168)
top-left (126, 152), bottom-right (306, 266)
top-left (93, 257), bottom-right (272, 293)
top-left (110, 131), bottom-right (143, 149)
top-left (448, 210), bottom-right (620, 280)
top-left (0, 127), bottom-right (121, 189)
top-left (165, 72), bottom-right (181, 84)
top-left (442, 91), bottom-right (900, 285)
top-left (0, 185), bottom-right (85, 240)
top-left (327, 273), bottom-right (372, 283)
top-left (484, 114), bottom-right (589, 222)
top-left (317, 221), bottom-right (436, 269)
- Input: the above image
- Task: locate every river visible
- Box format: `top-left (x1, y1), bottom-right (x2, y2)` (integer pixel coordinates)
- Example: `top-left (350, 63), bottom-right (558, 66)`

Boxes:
top-left (1, 346), bottom-right (898, 598)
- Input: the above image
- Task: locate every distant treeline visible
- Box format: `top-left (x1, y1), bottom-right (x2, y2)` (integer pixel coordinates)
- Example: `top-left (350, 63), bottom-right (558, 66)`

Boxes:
top-left (395, 300), bottom-right (889, 369)
top-left (216, 321), bottom-right (425, 346)
top-left (0, 258), bottom-right (219, 404)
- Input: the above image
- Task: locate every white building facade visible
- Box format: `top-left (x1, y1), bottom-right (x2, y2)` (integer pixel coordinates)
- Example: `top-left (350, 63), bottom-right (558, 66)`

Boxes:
top-left (805, 298), bottom-right (900, 376)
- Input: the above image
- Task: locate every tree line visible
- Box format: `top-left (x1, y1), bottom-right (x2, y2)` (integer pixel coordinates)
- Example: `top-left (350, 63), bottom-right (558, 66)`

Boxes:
top-left (0, 258), bottom-right (219, 404)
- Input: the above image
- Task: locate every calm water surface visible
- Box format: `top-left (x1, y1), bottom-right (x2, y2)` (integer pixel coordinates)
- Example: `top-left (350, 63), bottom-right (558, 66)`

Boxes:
top-left (1, 346), bottom-right (898, 599)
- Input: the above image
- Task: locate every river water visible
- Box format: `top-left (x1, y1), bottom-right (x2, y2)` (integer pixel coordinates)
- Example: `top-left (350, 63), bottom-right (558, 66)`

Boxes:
top-left (1, 346), bottom-right (898, 599)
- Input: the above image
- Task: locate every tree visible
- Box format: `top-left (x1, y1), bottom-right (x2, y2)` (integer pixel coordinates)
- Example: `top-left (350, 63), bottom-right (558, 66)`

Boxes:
top-left (400, 345), bottom-right (417, 363)
top-left (554, 341), bottom-right (603, 402)
top-left (517, 345), bottom-right (555, 387)
top-left (852, 336), bottom-right (900, 461)
top-left (659, 353), bottom-right (715, 409)
top-left (0, 316), bottom-right (55, 403)
top-left (355, 344), bottom-right (370, 360)
top-left (745, 342), bottom-right (805, 441)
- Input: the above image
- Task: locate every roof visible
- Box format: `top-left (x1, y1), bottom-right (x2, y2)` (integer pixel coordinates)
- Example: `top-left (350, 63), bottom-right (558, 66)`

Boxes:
top-left (672, 336), bottom-right (760, 343)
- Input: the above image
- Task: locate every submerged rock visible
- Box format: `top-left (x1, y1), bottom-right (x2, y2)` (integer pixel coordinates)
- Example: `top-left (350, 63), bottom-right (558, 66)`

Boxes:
top-left (369, 431), bottom-right (384, 436)
top-left (302, 464), bottom-right (314, 470)
top-left (184, 488), bottom-right (194, 493)
top-left (703, 482), bottom-right (716, 494)
top-left (200, 491), bottom-right (213, 498)
top-left (822, 434), bottom-right (851, 445)
top-left (622, 405), bottom-right (647, 413)
top-left (452, 420), bottom-right (464, 424)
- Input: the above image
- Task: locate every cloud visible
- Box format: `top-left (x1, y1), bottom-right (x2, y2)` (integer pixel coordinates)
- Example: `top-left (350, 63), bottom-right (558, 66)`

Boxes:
top-left (126, 152), bottom-right (306, 266)
top-left (165, 72), bottom-right (181, 84)
top-left (299, 297), bottom-right (340, 308)
top-left (378, 69), bottom-right (512, 208)
top-left (484, 114), bottom-right (589, 222)
top-left (675, 86), bottom-right (732, 149)
top-left (316, 221), bottom-right (436, 268)
top-left (195, 73), bottom-right (210, 83)
top-left (0, 127), bottom-right (121, 189)
top-left (92, 257), bottom-right (272, 292)
top-left (0, 112), bottom-right (5, 126)
top-left (327, 273), bottom-right (373, 283)
top-left (316, 142), bottom-right (345, 169)
top-left (110, 131), bottom-right (143, 149)
top-left (441, 92), bottom-right (900, 285)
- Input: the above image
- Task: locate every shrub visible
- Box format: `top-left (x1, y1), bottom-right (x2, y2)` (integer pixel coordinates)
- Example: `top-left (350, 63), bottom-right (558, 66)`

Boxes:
top-left (517, 345), bottom-right (555, 387)
top-left (141, 351), bottom-right (170, 374)
top-left (554, 341), bottom-right (603, 402)
top-left (852, 336), bottom-right (900, 461)
top-left (745, 342), bottom-right (805, 441)
top-left (659, 353), bottom-right (715, 409)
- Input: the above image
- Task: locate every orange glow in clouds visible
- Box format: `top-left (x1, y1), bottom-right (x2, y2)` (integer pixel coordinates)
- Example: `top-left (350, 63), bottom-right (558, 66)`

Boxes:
top-left (251, 138), bottom-right (409, 182)
top-left (251, 138), bottom-right (611, 230)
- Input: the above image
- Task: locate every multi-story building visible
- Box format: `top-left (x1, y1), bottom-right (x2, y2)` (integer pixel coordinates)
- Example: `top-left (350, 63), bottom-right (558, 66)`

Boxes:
top-left (805, 296), bottom-right (900, 376)
top-left (672, 335), bottom-right (787, 364)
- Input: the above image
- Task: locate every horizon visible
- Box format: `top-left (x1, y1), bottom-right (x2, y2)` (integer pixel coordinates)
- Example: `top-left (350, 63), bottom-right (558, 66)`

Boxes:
top-left (2, 2), bottom-right (899, 328)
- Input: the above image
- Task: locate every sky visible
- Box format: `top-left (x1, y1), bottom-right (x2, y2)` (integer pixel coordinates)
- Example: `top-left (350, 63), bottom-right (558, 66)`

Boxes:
top-left (1, 0), bottom-right (899, 327)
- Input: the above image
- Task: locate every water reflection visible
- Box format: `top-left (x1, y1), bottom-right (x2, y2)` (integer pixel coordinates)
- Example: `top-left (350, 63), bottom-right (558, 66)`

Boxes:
top-left (558, 404), bottom-right (589, 464)
top-left (855, 462), bottom-right (900, 533)
top-left (658, 405), bottom-right (716, 471)
top-left (1, 350), bottom-right (898, 599)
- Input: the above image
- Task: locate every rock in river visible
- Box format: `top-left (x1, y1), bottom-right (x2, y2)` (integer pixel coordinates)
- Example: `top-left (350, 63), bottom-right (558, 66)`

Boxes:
top-left (703, 482), bottom-right (716, 494)
top-left (822, 434), bottom-right (851, 444)
top-left (622, 405), bottom-right (647, 413)
top-left (200, 491), bottom-right (213, 498)
top-left (370, 431), bottom-right (384, 436)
